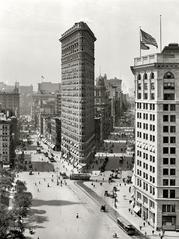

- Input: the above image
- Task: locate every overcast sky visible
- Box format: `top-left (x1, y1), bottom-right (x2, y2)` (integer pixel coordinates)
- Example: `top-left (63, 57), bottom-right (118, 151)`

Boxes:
top-left (0, 0), bottom-right (179, 92)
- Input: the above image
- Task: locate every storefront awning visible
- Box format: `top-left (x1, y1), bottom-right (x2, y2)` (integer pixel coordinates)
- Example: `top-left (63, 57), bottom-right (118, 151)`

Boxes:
top-left (133, 205), bottom-right (141, 214)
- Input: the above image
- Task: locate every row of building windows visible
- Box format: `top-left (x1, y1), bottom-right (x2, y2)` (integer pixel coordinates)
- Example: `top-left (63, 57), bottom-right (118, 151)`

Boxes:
top-left (137, 72), bottom-right (155, 80)
top-left (137, 165), bottom-right (155, 175)
top-left (163, 115), bottom-right (176, 122)
top-left (137, 192), bottom-right (155, 209)
top-left (137, 131), bottom-right (155, 142)
top-left (163, 158), bottom-right (175, 164)
top-left (137, 92), bottom-right (176, 100)
top-left (137, 93), bottom-right (155, 100)
top-left (136, 103), bottom-right (155, 110)
top-left (163, 147), bottom-right (176, 154)
top-left (138, 81), bottom-right (175, 91)
top-left (163, 190), bottom-right (175, 198)
top-left (163, 168), bottom-right (176, 175)
top-left (137, 149), bottom-right (155, 160)
top-left (137, 113), bottom-right (155, 121)
top-left (162, 204), bottom-right (175, 213)
top-left (163, 179), bottom-right (175, 186)
top-left (163, 126), bottom-right (176, 133)
top-left (137, 179), bottom-right (155, 195)
top-left (137, 122), bottom-right (155, 132)
top-left (137, 82), bottom-right (155, 90)
top-left (163, 104), bottom-right (176, 111)
top-left (163, 137), bottom-right (176, 143)
top-left (137, 161), bottom-right (156, 173)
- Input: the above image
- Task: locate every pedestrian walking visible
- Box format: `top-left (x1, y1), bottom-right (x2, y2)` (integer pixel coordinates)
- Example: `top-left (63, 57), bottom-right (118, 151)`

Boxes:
top-left (139, 225), bottom-right (142, 230)
top-left (76, 213), bottom-right (79, 219)
top-left (143, 222), bottom-right (145, 227)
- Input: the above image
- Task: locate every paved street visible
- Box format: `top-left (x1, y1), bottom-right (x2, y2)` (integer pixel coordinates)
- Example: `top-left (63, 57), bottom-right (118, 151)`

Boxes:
top-left (18, 171), bottom-right (131, 239)
top-left (21, 135), bottom-right (179, 239)
top-left (17, 142), bottom-right (131, 239)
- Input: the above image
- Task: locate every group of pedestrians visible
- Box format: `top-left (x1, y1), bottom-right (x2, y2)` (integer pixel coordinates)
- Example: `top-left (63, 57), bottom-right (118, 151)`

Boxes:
top-left (33, 171), bottom-right (67, 193)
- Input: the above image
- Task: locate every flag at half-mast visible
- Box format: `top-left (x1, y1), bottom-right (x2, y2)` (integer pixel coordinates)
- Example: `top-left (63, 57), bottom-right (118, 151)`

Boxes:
top-left (140, 29), bottom-right (158, 48)
top-left (140, 41), bottom-right (150, 50)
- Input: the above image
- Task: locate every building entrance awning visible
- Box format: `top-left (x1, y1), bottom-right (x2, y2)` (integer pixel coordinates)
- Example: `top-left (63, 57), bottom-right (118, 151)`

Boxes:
top-left (133, 205), bottom-right (141, 214)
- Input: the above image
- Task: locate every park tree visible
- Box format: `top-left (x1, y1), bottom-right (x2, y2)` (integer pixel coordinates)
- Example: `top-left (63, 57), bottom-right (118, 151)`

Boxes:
top-left (14, 191), bottom-right (32, 217)
top-left (15, 180), bottom-right (27, 194)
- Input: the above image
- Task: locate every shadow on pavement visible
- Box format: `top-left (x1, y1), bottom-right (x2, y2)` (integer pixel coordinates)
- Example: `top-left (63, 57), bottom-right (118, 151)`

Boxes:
top-left (32, 162), bottom-right (55, 172)
top-left (25, 208), bottom-right (48, 231)
top-left (30, 209), bottom-right (46, 215)
top-left (32, 199), bottom-right (83, 207)
top-left (28, 208), bottom-right (48, 224)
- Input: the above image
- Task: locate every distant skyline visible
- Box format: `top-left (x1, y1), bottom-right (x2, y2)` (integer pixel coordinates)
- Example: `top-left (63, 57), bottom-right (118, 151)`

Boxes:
top-left (0, 0), bottom-right (179, 93)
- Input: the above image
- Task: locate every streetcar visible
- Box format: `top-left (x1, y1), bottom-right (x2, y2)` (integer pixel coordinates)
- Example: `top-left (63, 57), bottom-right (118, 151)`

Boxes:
top-left (70, 173), bottom-right (91, 181)
top-left (117, 216), bottom-right (136, 235)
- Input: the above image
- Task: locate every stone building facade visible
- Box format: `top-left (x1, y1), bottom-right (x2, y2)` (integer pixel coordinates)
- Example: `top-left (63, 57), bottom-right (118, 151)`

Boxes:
top-left (60, 22), bottom-right (96, 165)
top-left (131, 43), bottom-right (179, 230)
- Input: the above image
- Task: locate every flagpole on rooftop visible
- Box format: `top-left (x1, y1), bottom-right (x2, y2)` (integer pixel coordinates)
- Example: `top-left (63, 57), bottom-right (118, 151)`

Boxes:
top-left (139, 26), bottom-right (141, 58)
top-left (160, 15), bottom-right (162, 52)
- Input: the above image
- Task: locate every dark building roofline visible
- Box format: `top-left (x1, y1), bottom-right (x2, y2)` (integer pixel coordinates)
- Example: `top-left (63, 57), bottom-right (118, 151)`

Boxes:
top-left (162, 43), bottom-right (179, 54)
top-left (59, 21), bottom-right (96, 42)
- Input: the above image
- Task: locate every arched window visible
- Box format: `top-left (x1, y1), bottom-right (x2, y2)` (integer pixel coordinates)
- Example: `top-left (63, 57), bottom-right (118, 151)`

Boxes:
top-left (150, 72), bottom-right (154, 79)
top-left (137, 74), bottom-right (141, 80)
top-left (163, 71), bottom-right (175, 100)
top-left (164, 72), bottom-right (175, 79)
top-left (144, 73), bottom-right (148, 79)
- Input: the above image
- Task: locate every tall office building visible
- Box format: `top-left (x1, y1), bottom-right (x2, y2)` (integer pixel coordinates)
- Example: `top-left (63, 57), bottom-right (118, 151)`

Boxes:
top-left (60, 22), bottom-right (96, 165)
top-left (131, 44), bottom-right (179, 230)
top-left (0, 86), bottom-right (20, 118)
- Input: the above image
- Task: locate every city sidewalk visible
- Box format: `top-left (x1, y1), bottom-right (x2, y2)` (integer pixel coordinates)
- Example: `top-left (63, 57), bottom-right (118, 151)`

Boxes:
top-left (36, 136), bottom-right (178, 239)
top-left (82, 175), bottom-right (179, 239)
